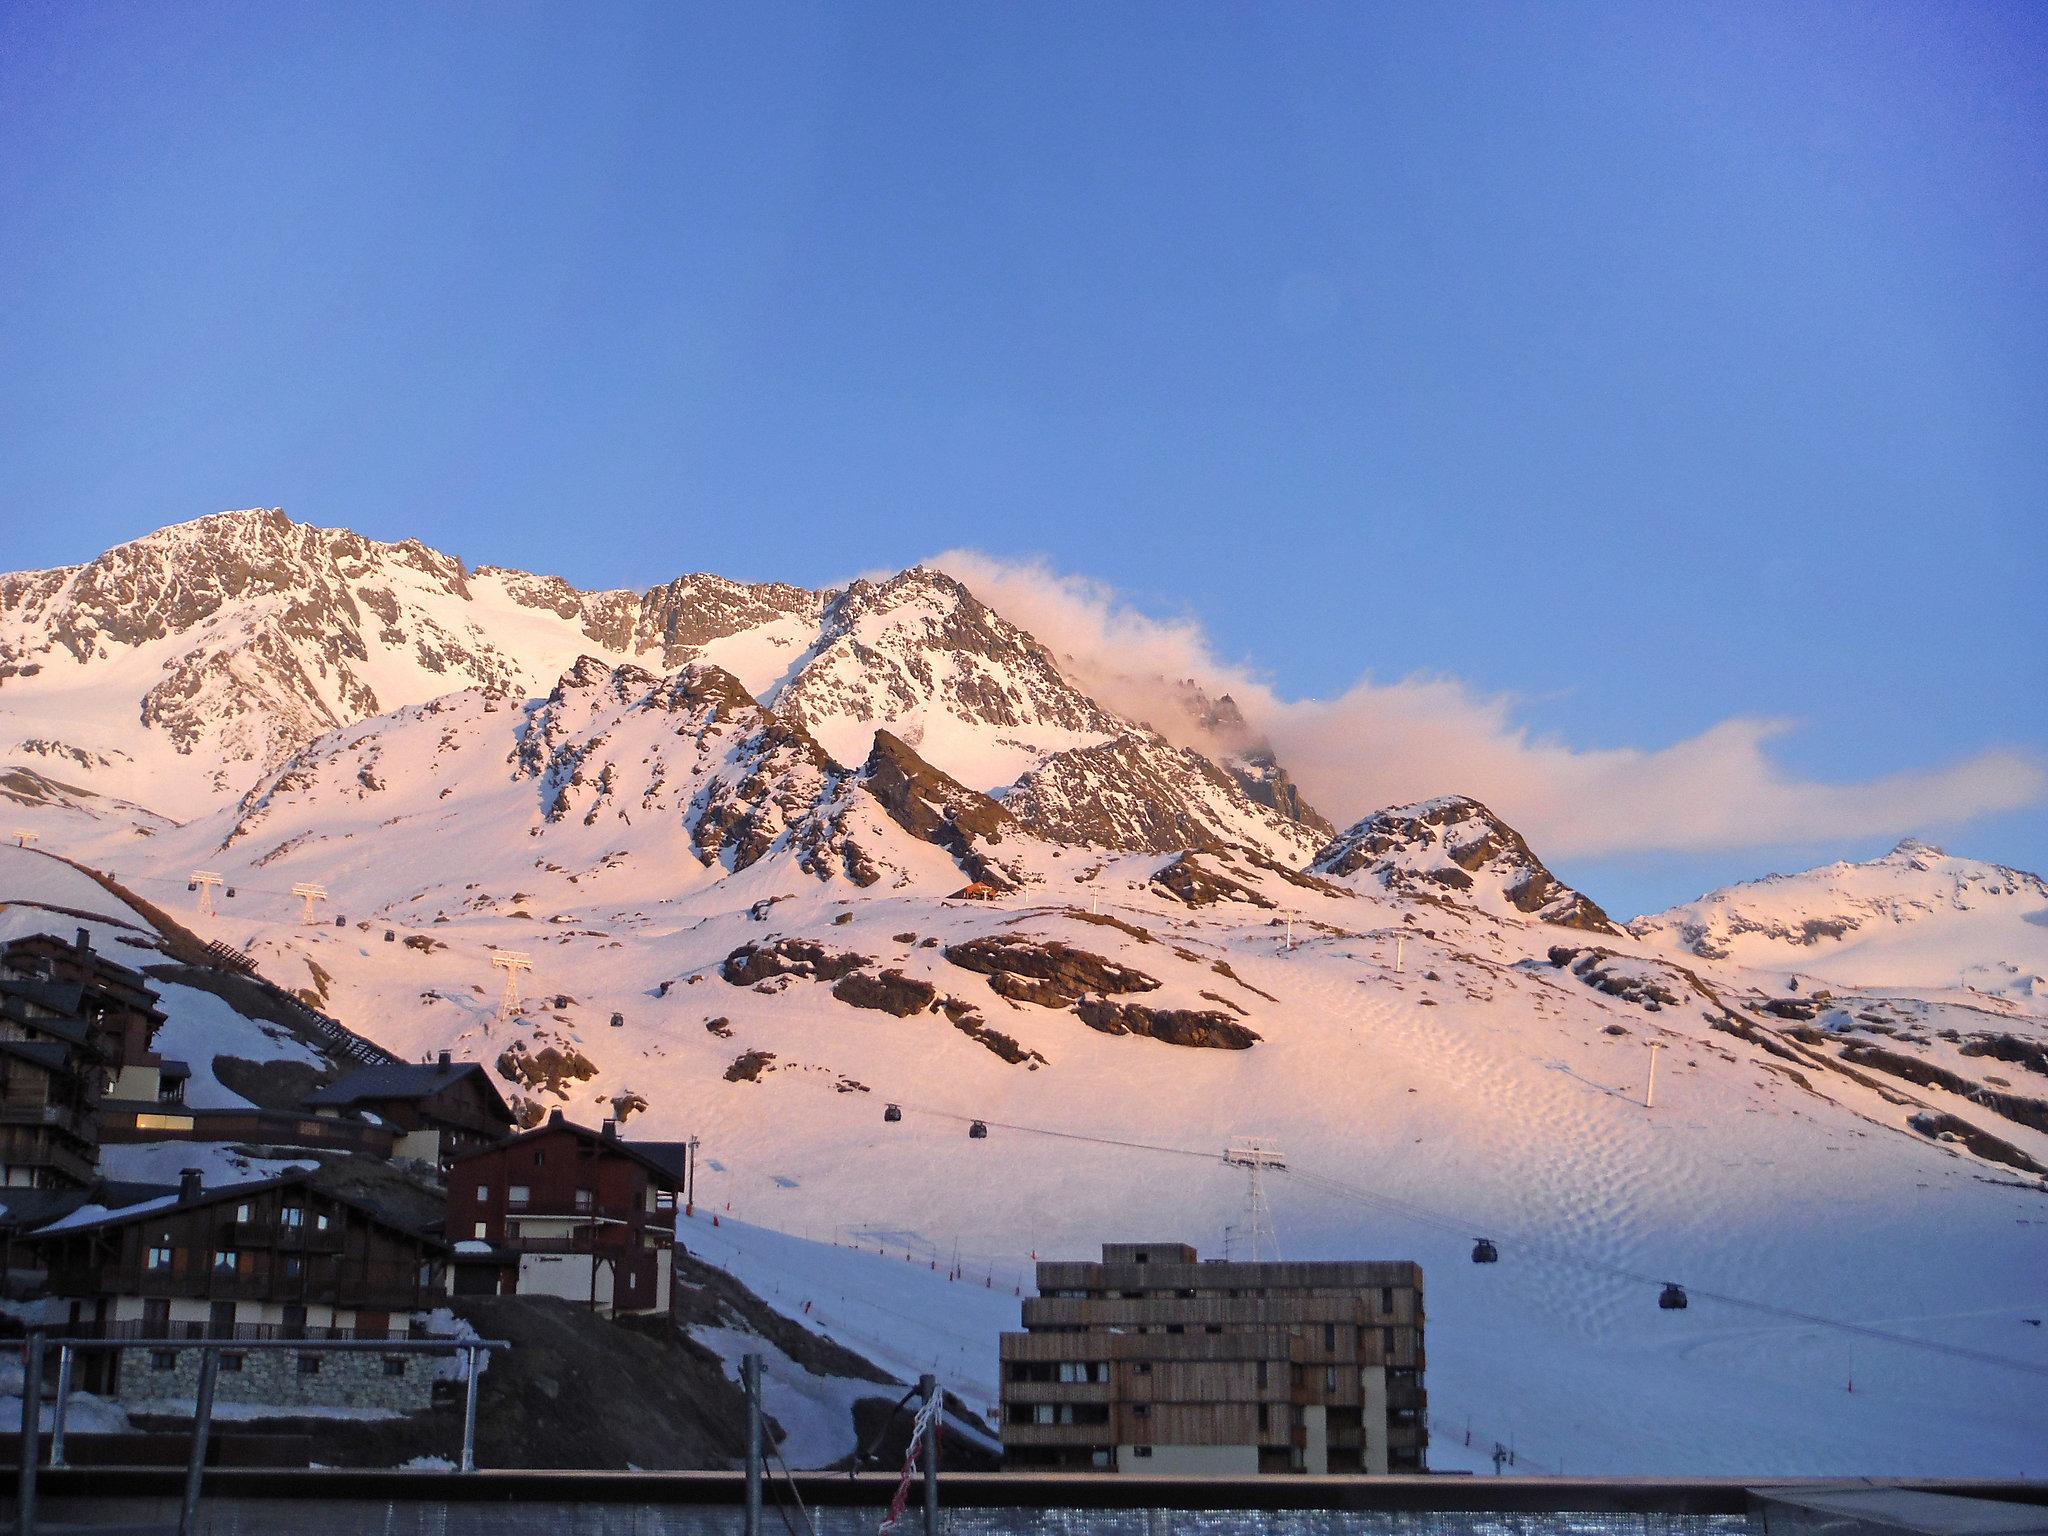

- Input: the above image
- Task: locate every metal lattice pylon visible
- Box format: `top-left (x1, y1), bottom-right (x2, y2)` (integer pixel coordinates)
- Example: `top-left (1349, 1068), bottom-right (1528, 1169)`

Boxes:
top-left (290, 882), bottom-right (329, 925)
top-left (190, 871), bottom-right (224, 917)
top-left (491, 951), bottom-right (533, 1021)
top-left (1223, 1136), bottom-right (1286, 1263)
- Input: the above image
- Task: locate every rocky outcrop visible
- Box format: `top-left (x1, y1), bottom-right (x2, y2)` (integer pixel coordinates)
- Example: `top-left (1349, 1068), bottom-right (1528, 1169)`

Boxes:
top-left (495, 1040), bottom-right (599, 1100)
top-left (1150, 852), bottom-right (1276, 909)
top-left (860, 730), bottom-right (1024, 891)
top-left (1073, 998), bottom-right (1260, 1050)
top-left (831, 969), bottom-right (938, 1016)
top-left (1315, 796), bottom-right (1614, 932)
top-left (941, 937), bottom-right (1159, 1008)
top-left (723, 939), bottom-right (872, 986)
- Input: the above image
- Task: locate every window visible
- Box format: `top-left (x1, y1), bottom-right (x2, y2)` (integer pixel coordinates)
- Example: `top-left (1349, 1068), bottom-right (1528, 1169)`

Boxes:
top-left (508, 1185), bottom-right (530, 1208)
top-left (297, 1355), bottom-right (321, 1376)
top-left (1325, 1366), bottom-right (1338, 1391)
top-left (1134, 1362), bottom-right (1151, 1376)
top-left (473, 1221), bottom-right (488, 1240)
top-left (1257, 1361), bottom-right (1268, 1390)
top-left (476, 1185), bottom-right (489, 1202)
top-left (1324, 1323), bottom-right (1336, 1350)
top-left (235, 1203), bottom-right (253, 1223)
top-left (1133, 1403), bottom-right (1150, 1419)
top-left (383, 1357), bottom-right (406, 1378)
top-left (1132, 1445), bottom-right (1153, 1459)
top-left (626, 1272), bottom-right (637, 1291)
top-left (1381, 1286), bottom-right (1393, 1314)
top-left (1258, 1403), bottom-right (1270, 1433)
top-left (221, 1354), bottom-right (244, 1373)
top-left (146, 1246), bottom-right (172, 1272)
top-left (1205, 1324), bottom-right (1221, 1335)
top-left (212, 1249), bottom-right (238, 1275)
top-left (150, 1351), bottom-right (176, 1371)
top-left (283, 1257), bottom-right (303, 1279)
top-left (573, 1188), bottom-right (592, 1212)
top-left (315, 1213), bottom-right (330, 1232)
top-left (1134, 1250), bottom-right (1148, 1263)
top-left (281, 1206), bottom-right (303, 1229)
top-left (532, 1150), bottom-right (544, 1166)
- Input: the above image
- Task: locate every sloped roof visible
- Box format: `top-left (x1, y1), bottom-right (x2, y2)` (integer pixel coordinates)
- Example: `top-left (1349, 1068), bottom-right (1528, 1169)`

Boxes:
top-left (25, 1169), bottom-right (448, 1248)
top-left (304, 1059), bottom-right (511, 1123)
top-left (450, 1114), bottom-right (685, 1188)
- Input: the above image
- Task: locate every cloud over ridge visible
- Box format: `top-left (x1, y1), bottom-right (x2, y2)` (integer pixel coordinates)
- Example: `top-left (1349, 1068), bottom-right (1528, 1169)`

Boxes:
top-left (932, 551), bottom-right (2045, 859)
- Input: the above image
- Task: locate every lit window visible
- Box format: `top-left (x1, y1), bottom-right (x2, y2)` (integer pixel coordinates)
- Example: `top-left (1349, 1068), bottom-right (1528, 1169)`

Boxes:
top-left (573, 1189), bottom-right (592, 1212)
top-left (473, 1221), bottom-right (487, 1240)
top-left (476, 1185), bottom-right (488, 1202)
top-left (146, 1246), bottom-right (173, 1272)
top-left (508, 1185), bottom-right (530, 1208)
top-left (315, 1213), bottom-right (330, 1231)
top-left (213, 1250), bottom-right (238, 1274)
top-left (281, 1206), bottom-right (303, 1229)
top-left (235, 1204), bottom-right (252, 1223)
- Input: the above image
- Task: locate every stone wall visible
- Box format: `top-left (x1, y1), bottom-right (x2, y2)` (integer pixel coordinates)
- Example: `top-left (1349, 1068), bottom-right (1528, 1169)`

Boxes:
top-left (118, 1343), bottom-right (438, 1414)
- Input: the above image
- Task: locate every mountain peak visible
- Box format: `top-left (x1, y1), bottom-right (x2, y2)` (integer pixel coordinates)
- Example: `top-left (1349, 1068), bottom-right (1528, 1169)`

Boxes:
top-left (1313, 795), bottom-right (1614, 932)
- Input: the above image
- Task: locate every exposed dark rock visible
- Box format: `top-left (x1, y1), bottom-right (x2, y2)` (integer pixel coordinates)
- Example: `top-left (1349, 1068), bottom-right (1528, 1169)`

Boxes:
top-left (496, 1041), bottom-right (599, 1099)
top-left (860, 729), bottom-right (1022, 891)
top-left (940, 996), bottom-right (1046, 1066)
top-left (722, 938), bottom-right (871, 986)
top-left (705, 1016), bottom-right (733, 1038)
top-left (832, 969), bottom-right (939, 1017)
top-left (1150, 853), bottom-right (1276, 910)
top-left (1073, 998), bottom-right (1260, 1050)
top-left (724, 1050), bottom-right (777, 1083)
top-left (1318, 797), bottom-right (1613, 932)
top-left (942, 936), bottom-right (1158, 1008)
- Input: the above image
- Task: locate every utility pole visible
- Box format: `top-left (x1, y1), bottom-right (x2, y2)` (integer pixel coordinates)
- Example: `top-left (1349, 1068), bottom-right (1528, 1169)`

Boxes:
top-left (190, 871), bottom-right (223, 917)
top-left (743, 1353), bottom-right (763, 1536)
top-left (491, 952), bottom-right (533, 1022)
top-left (290, 882), bottom-right (329, 925)
top-left (1646, 1041), bottom-right (1663, 1109)
top-left (1395, 934), bottom-right (1406, 973)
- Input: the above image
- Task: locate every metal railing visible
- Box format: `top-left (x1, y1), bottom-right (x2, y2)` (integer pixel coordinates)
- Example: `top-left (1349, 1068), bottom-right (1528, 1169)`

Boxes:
top-left (12, 1327), bottom-right (511, 1536)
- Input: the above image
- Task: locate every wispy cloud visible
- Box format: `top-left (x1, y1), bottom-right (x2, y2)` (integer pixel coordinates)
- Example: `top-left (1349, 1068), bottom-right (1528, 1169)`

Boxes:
top-left (933, 551), bottom-right (2045, 858)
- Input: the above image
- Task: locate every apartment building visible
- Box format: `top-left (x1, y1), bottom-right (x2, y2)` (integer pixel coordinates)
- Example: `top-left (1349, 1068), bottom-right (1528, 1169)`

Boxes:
top-left (1000, 1242), bottom-right (1426, 1475)
top-left (303, 1050), bottom-right (516, 1169)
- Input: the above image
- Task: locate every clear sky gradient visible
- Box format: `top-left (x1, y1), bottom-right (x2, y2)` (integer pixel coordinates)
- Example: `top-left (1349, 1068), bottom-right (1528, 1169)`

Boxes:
top-left (2, 2), bottom-right (2042, 914)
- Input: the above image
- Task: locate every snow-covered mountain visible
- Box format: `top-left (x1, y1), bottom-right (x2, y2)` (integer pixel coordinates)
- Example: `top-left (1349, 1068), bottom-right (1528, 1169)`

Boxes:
top-left (1313, 795), bottom-right (1615, 932)
top-left (3, 510), bottom-right (2045, 1478)
top-left (1631, 839), bottom-right (2048, 1004)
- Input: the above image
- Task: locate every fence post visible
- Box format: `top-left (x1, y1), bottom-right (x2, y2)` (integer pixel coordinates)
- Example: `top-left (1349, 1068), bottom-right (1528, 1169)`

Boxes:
top-left (460, 1344), bottom-right (482, 1473)
top-left (49, 1343), bottom-right (73, 1468)
top-left (18, 1329), bottom-right (43, 1536)
top-left (743, 1352), bottom-right (763, 1536)
top-left (178, 1346), bottom-right (220, 1536)
top-left (920, 1372), bottom-right (939, 1536)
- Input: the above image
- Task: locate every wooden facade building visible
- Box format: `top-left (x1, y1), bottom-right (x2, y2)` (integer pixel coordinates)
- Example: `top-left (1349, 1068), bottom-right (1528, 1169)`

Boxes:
top-left (302, 1050), bottom-right (515, 1169)
top-left (446, 1111), bottom-right (681, 1315)
top-left (1000, 1242), bottom-right (1426, 1475)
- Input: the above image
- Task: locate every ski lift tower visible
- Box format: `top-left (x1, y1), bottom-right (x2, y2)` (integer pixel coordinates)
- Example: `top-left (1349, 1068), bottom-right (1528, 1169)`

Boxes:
top-left (190, 871), bottom-right (224, 917)
top-left (290, 882), bottom-right (330, 925)
top-left (492, 951), bottom-right (534, 1022)
top-left (1222, 1136), bottom-right (1286, 1263)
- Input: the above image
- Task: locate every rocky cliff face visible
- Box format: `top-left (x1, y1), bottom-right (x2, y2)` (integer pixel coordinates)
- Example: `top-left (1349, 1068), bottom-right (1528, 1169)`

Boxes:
top-left (1313, 794), bottom-right (1615, 931)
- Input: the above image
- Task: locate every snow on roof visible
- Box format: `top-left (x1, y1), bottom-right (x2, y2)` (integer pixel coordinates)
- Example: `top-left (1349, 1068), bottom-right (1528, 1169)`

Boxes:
top-left (36, 1191), bottom-right (180, 1235)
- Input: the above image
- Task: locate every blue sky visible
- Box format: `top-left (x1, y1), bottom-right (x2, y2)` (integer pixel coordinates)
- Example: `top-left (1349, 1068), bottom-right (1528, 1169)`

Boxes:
top-left (2, 1), bottom-right (2042, 914)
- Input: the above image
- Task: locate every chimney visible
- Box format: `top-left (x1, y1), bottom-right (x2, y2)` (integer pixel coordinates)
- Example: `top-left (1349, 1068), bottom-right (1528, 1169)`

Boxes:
top-left (438, 1050), bottom-right (452, 1069)
top-left (601, 1119), bottom-right (617, 1141)
top-left (548, 1109), bottom-right (564, 1128)
top-left (74, 927), bottom-right (91, 957)
top-left (179, 1168), bottom-right (203, 1201)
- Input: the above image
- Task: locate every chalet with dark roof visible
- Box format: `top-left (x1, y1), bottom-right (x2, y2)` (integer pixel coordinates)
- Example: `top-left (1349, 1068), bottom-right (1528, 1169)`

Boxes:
top-left (303, 1049), bottom-right (515, 1169)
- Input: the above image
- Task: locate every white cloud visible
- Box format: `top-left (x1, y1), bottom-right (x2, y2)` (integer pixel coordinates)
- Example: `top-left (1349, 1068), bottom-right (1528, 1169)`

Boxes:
top-left (932, 550), bottom-right (2045, 859)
